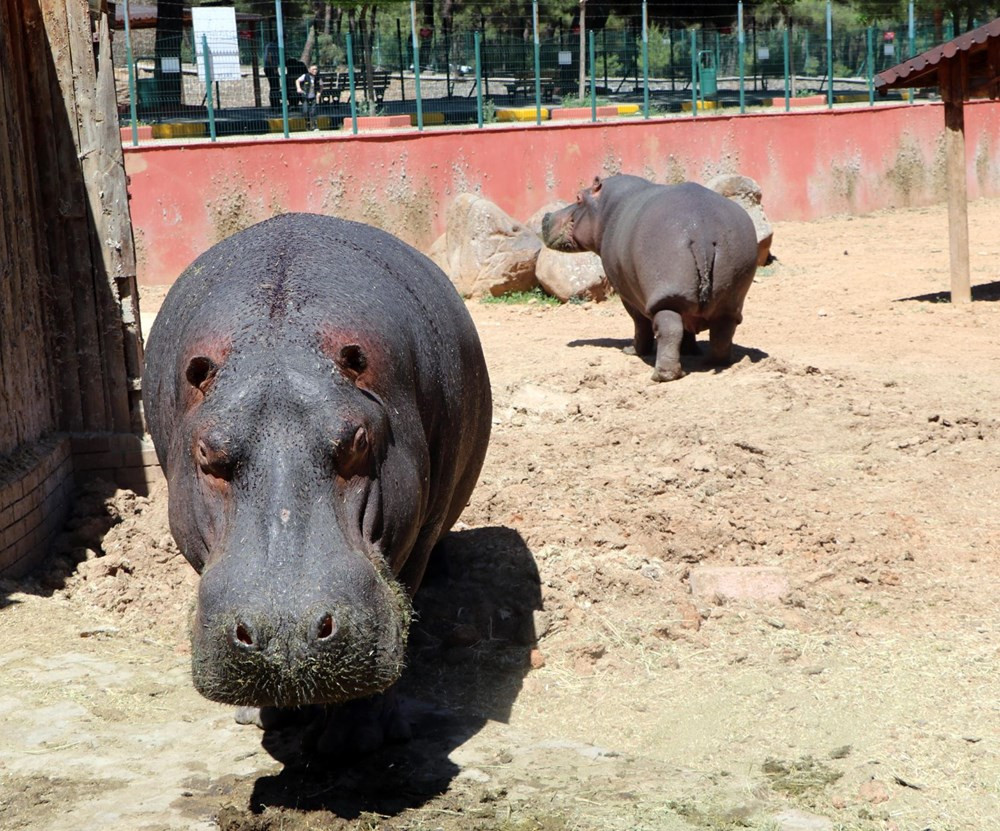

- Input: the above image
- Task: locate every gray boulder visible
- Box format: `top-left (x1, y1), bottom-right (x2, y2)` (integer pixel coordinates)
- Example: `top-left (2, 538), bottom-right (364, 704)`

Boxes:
top-left (706, 173), bottom-right (774, 266)
top-left (438, 194), bottom-right (541, 298)
top-left (535, 246), bottom-right (610, 302)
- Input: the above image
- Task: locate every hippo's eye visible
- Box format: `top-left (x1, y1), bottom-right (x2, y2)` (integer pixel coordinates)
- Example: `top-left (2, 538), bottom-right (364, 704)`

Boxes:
top-left (336, 426), bottom-right (372, 480)
top-left (196, 439), bottom-right (234, 482)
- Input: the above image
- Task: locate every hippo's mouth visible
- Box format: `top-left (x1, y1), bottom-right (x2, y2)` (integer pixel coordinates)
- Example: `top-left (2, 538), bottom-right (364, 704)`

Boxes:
top-left (541, 213), bottom-right (581, 253)
top-left (189, 572), bottom-right (412, 708)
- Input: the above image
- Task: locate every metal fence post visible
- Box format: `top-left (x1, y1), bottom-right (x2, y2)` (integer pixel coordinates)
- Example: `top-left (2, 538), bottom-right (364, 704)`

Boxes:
top-left (202, 34), bottom-right (217, 141)
top-left (826, 0), bottom-right (833, 109)
top-left (532, 0), bottom-right (542, 125)
top-left (867, 26), bottom-right (874, 106)
top-left (346, 32), bottom-right (358, 134)
top-left (641, 0), bottom-right (649, 118)
top-left (589, 30), bottom-right (596, 121)
top-left (783, 27), bottom-right (790, 111)
top-left (275, 0), bottom-right (289, 138)
top-left (410, 1), bottom-right (423, 130)
top-left (738, 2), bottom-right (745, 113)
top-left (690, 29), bottom-right (697, 117)
top-left (122, 0), bottom-right (138, 145)
top-left (907, 0), bottom-right (915, 103)
top-left (475, 31), bottom-right (483, 128)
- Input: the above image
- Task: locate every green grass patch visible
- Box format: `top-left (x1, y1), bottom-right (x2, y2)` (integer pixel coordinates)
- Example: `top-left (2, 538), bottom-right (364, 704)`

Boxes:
top-left (480, 287), bottom-right (559, 306)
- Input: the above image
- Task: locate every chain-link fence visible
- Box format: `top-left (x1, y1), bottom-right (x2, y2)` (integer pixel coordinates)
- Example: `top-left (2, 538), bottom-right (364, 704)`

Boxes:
top-left (113, 2), bottom-right (976, 143)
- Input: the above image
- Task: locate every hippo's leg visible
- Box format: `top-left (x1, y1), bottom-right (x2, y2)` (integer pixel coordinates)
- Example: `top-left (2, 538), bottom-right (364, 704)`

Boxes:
top-left (650, 309), bottom-right (685, 382)
top-left (621, 299), bottom-right (654, 357)
top-left (708, 316), bottom-right (740, 365)
top-left (680, 330), bottom-right (700, 356)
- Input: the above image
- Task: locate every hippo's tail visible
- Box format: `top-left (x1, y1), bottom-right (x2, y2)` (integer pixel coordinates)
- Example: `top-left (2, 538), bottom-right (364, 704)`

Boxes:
top-left (688, 238), bottom-right (717, 307)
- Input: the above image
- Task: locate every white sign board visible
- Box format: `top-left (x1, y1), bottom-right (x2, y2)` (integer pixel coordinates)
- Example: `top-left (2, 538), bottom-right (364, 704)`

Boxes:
top-left (192, 7), bottom-right (241, 82)
top-left (558, 50), bottom-right (572, 66)
top-left (757, 46), bottom-right (770, 61)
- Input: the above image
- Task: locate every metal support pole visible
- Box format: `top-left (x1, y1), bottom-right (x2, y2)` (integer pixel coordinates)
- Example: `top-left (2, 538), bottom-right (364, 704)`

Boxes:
top-left (203, 35), bottom-right (217, 141)
top-left (867, 26), bottom-right (874, 106)
top-left (690, 29), bottom-right (697, 117)
top-left (641, 0), bottom-right (649, 118)
top-left (589, 30), bottom-right (596, 121)
top-left (475, 31), bottom-right (484, 128)
top-left (532, 0), bottom-right (542, 125)
top-left (578, 0), bottom-right (586, 99)
top-left (397, 19), bottom-right (406, 102)
top-left (123, 0), bottom-right (138, 145)
top-left (410, 1), bottom-right (423, 130)
top-left (738, 2), bottom-right (745, 113)
top-left (347, 32), bottom-right (358, 134)
top-left (783, 27), bottom-right (790, 111)
top-left (908, 0), bottom-right (915, 103)
top-left (275, 0), bottom-right (289, 138)
top-left (826, 0), bottom-right (833, 109)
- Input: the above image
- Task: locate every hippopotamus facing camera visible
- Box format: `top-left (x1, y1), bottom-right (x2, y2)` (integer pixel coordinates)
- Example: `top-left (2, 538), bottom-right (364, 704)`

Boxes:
top-left (144, 214), bottom-right (492, 750)
top-left (542, 174), bottom-right (759, 382)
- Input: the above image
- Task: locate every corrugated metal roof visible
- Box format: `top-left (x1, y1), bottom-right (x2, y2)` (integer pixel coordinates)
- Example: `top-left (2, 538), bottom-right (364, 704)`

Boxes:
top-left (875, 17), bottom-right (1000, 96)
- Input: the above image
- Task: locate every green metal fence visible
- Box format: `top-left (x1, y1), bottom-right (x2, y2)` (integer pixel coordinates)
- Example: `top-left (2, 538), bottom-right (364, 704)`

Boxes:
top-left (114, 1), bottom-right (975, 145)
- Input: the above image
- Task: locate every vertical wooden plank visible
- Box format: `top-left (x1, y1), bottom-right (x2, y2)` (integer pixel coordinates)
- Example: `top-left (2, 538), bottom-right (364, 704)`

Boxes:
top-left (35, 0), bottom-right (110, 429)
top-left (0, 0), bottom-right (60, 450)
top-left (94, 10), bottom-right (146, 433)
top-left (940, 60), bottom-right (971, 304)
top-left (65, 0), bottom-right (134, 433)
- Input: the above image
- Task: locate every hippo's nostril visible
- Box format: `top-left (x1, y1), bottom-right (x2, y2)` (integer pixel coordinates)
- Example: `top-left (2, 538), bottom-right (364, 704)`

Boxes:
top-left (316, 613), bottom-right (337, 641)
top-left (233, 621), bottom-right (256, 649)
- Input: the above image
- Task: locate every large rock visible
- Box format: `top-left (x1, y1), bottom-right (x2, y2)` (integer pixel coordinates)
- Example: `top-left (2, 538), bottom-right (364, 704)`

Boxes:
top-left (705, 173), bottom-right (774, 266)
top-left (535, 246), bottom-right (611, 302)
top-left (439, 194), bottom-right (542, 298)
top-left (525, 201), bottom-right (567, 237)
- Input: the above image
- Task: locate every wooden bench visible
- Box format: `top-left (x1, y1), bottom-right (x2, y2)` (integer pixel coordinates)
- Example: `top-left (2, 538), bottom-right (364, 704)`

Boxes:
top-left (317, 69), bottom-right (393, 104)
top-left (505, 74), bottom-right (555, 102)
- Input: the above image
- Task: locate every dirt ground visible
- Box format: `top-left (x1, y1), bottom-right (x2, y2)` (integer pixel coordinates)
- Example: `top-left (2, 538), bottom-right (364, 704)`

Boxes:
top-left (3, 198), bottom-right (1000, 831)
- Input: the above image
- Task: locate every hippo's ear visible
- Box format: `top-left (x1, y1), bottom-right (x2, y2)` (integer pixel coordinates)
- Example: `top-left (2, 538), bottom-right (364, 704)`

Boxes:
top-left (185, 356), bottom-right (218, 394)
top-left (336, 344), bottom-right (368, 383)
top-left (592, 176), bottom-right (603, 193)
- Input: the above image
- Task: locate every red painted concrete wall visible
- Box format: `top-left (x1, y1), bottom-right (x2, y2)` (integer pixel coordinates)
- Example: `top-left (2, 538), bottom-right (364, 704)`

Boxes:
top-left (124, 100), bottom-right (1000, 285)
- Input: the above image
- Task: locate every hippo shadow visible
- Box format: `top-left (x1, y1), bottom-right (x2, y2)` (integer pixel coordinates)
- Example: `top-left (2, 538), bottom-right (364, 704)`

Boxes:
top-left (567, 337), bottom-right (769, 374)
top-left (246, 525), bottom-right (541, 819)
top-left (896, 279), bottom-right (1000, 303)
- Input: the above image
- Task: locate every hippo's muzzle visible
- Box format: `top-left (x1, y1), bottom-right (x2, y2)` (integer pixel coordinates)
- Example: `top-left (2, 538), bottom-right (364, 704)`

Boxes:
top-left (190, 553), bottom-right (411, 708)
top-left (541, 210), bottom-right (581, 253)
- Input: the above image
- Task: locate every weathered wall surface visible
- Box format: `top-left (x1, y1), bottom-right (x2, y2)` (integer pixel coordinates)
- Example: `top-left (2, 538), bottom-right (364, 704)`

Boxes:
top-left (1, 1), bottom-right (142, 577)
top-left (125, 100), bottom-right (1000, 285)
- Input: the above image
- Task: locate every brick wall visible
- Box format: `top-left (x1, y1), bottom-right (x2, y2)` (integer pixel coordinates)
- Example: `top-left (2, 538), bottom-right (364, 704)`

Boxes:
top-left (0, 433), bottom-right (165, 578)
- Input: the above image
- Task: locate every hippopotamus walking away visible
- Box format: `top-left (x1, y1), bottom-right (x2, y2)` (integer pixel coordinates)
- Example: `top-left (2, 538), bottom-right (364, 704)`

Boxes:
top-left (144, 214), bottom-right (492, 749)
top-left (542, 174), bottom-right (759, 382)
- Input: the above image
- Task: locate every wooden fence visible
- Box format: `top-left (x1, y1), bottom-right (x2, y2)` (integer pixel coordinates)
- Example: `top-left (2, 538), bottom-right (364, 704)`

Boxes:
top-left (0, 0), bottom-right (149, 577)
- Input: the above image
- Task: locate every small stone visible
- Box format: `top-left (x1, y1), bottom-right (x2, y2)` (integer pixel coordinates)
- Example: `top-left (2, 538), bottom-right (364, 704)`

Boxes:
top-left (772, 808), bottom-right (834, 830)
top-left (858, 779), bottom-right (890, 804)
top-left (687, 451), bottom-right (715, 472)
top-left (529, 648), bottom-right (546, 669)
top-left (829, 745), bottom-right (852, 759)
top-left (688, 566), bottom-right (790, 604)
